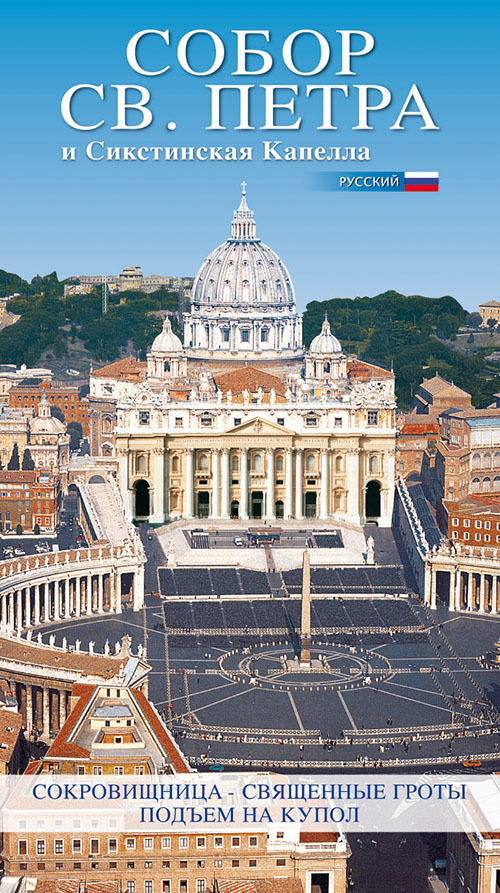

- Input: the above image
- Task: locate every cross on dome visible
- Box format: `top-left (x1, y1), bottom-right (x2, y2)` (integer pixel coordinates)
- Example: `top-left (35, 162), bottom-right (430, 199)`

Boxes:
top-left (232, 182), bottom-right (257, 240)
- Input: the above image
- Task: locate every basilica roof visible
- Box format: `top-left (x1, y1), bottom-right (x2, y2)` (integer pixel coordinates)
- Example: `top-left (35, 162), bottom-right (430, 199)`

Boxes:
top-left (214, 366), bottom-right (286, 399)
top-left (191, 185), bottom-right (296, 310)
top-left (91, 357), bottom-right (147, 381)
top-left (347, 358), bottom-right (393, 381)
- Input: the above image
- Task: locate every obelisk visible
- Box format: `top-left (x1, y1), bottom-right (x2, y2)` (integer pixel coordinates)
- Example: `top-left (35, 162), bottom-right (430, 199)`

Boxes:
top-left (300, 548), bottom-right (311, 667)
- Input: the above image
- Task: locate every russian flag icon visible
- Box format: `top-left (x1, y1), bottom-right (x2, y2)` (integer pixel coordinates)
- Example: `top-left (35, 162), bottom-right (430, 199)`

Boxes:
top-left (404, 172), bottom-right (439, 192)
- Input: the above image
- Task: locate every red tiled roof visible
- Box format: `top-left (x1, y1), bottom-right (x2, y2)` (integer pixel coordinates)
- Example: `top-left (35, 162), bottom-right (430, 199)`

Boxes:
top-left (347, 358), bottom-right (392, 381)
top-left (400, 422), bottom-right (440, 435)
top-left (35, 881), bottom-right (120, 893)
top-left (217, 882), bottom-right (303, 893)
top-left (214, 366), bottom-right (286, 396)
top-left (0, 637), bottom-right (123, 679)
top-left (130, 688), bottom-right (190, 773)
top-left (0, 709), bottom-right (22, 763)
top-left (91, 357), bottom-right (147, 380)
top-left (299, 830), bottom-right (339, 842)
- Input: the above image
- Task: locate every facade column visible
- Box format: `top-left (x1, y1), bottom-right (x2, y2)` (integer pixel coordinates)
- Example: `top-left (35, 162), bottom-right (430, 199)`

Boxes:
top-left (240, 448), bottom-right (249, 520)
top-left (87, 574), bottom-right (92, 614)
top-left (449, 570), bottom-right (456, 612)
top-left (265, 448), bottom-right (275, 520)
top-left (8, 592), bottom-right (14, 631)
top-left (285, 450), bottom-right (293, 519)
top-left (133, 565), bottom-right (144, 611)
top-left (59, 690), bottom-right (66, 730)
top-left (295, 449), bottom-right (303, 519)
top-left (184, 449), bottom-right (194, 519)
top-left (98, 574), bottom-right (104, 613)
top-left (118, 450), bottom-right (130, 518)
top-left (34, 584), bottom-right (40, 625)
top-left (347, 448), bottom-right (360, 523)
top-left (43, 582), bottom-right (50, 622)
top-left (220, 449), bottom-right (230, 519)
top-left (320, 450), bottom-right (329, 520)
top-left (150, 448), bottom-right (165, 524)
top-left (211, 449), bottom-right (221, 518)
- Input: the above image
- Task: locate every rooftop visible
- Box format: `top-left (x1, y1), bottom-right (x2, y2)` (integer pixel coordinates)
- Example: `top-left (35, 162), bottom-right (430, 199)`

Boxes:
top-left (91, 357), bottom-right (147, 381)
top-left (0, 708), bottom-right (22, 763)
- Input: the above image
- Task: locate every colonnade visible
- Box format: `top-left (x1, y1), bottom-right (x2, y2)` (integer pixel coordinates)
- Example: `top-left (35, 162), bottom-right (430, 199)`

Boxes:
top-left (425, 562), bottom-right (500, 613)
top-left (12, 679), bottom-right (70, 736)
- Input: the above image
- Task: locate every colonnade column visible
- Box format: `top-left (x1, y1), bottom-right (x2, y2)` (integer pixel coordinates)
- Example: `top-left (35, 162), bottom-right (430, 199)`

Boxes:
top-left (424, 562), bottom-right (431, 607)
top-left (479, 574), bottom-right (486, 612)
top-left (53, 581), bottom-right (60, 621)
top-left (466, 572), bottom-right (473, 610)
top-left (320, 450), bottom-right (329, 519)
top-left (347, 448), bottom-right (360, 523)
top-left (23, 588), bottom-right (31, 628)
top-left (295, 449), bottom-right (303, 520)
top-left (211, 449), bottom-right (221, 518)
top-left (285, 450), bottom-right (293, 519)
top-left (265, 448), bottom-right (275, 520)
top-left (240, 448), bottom-right (249, 520)
top-left (98, 574), bottom-right (104, 613)
top-left (43, 582), bottom-right (50, 623)
top-left (75, 577), bottom-right (81, 617)
top-left (16, 591), bottom-right (22, 630)
top-left (220, 449), bottom-right (230, 519)
top-left (64, 579), bottom-right (71, 618)
top-left (449, 569), bottom-right (456, 612)
top-left (184, 449), bottom-right (194, 519)
top-left (33, 584), bottom-right (40, 625)
top-left (430, 566), bottom-right (437, 610)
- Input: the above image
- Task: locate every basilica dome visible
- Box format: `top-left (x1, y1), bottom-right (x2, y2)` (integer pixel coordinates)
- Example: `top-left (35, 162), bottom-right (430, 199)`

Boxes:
top-left (150, 317), bottom-right (182, 354)
top-left (309, 316), bottom-right (342, 355)
top-left (191, 185), bottom-right (296, 309)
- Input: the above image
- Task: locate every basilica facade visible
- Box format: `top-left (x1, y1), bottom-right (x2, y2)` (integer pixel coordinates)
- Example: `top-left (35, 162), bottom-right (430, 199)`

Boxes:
top-left (90, 187), bottom-right (397, 526)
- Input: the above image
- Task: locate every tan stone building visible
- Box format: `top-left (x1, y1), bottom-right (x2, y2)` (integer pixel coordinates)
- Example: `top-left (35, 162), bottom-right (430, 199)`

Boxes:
top-left (479, 299), bottom-right (500, 326)
top-left (396, 417), bottom-right (440, 478)
top-left (92, 188), bottom-right (397, 528)
top-left (410, 374), bottom-right (473, 416)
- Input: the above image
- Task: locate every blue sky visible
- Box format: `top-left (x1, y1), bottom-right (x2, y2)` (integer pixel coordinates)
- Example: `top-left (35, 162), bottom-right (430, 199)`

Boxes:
top-left (1, 0), bottom-right (498, 311)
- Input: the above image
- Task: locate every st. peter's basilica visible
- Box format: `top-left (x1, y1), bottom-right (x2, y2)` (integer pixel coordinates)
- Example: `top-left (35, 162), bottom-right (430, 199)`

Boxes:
top-left (89, 186), bottom-right (397, 526)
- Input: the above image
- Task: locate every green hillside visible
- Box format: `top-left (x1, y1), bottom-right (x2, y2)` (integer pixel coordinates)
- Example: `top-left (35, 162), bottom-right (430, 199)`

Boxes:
top-left (304, 291), bottom-right (498, 409)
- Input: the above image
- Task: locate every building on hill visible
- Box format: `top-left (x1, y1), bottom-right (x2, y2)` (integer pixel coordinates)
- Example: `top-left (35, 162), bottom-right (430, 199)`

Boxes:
top-left (479, 299), bottom-right (500, 326)
top-left (64, 268), bottom-right (193, 297)
top-left (410, 374), bottom-right (473, 416)
top-left (8, 381), bottom-right (89, 438)
top-left (92, 187), bottom-right (397, 526)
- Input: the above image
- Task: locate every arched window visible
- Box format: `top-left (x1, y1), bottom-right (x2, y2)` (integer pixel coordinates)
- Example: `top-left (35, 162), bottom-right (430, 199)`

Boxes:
top-left (494, 452), bottom-right (500, 467)
top-left (324, 362), bottom-right (331, 374)
top-left (472, 453), bottom-right (481, 469)
top-left (334, 489), bottom-right (345, 511)
top-left (171, 455), bottom-right (180, 474)
top-left (198, 453), bottom-right (209, 472)
top-left (306, 454), bottom-right (316, 472)
top-left (483, 477), bottom-right (491, 492)
top-left (103, 416), bottom-right (113, 433)
top-left (472, 478), bottom-right (480, 493)
top-left (494, 476), bottom-right (500, 491)
top-left (164, 360), bottom-right (170, 373)
top-left (483, 452), bottom-right (492, 468)
top-left (276, 455), bottom-right (284, 472)
top-left (231, 454), bottom-right (239, 472)
top-left (335, 455), bottom-right (343, 473)
top-left (136, 454), bottom-right (146, 474)
top-left (369, 455), bottom-right (379, 474)
top-left (253, 453), bottom-right (263, 472)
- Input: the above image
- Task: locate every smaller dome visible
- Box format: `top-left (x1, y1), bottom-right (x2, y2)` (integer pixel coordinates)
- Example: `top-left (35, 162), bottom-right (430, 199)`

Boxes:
top-left (309, 315), bottom-right (342, 355)
top-left (151, 317), bottom-right (182, 354)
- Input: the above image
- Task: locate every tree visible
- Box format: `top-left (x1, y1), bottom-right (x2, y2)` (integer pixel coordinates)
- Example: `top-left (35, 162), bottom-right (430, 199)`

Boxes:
top-left (15, 523), bottom-right (22, 535)
top-left (67, 422), bottom-right (83, 451)
top-left (50, 405), bottom-right (65, 422)
top-left (7, 443), bottom-right (20, 470)
top-left (22, 448), bottom-right (35, 470)
top-left (487, 318), bottom-right (497, 329)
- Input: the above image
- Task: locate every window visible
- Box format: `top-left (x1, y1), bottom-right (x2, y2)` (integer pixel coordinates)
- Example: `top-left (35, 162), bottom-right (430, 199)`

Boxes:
top-left (253, 454), bottom-right (263, 472)
top-left (234, 418), bottom-right (241, 426)
top-left (180, 862), bottom-right (188, 869)
top-left (76, 765), bottom-right (85, 775)
top-left (127, 863), bottom-right (136, 870)
top-left (306, 416), bottom-right (318, 427)
top-left (475, 534), bottom-right (481, 541)
top-left (196, 882), bottom-right (206, 893)
top-left (215, 860), bottom-right (222, 868)
top-left (55, 840), bottom-right (64, 854)
top-left (277, 418), bottom-right (285, 426)
top-left (485, 534), bottom-right (491, 542)
top-left (144, 839), bottom-right (153, 850)
top-left (161, 837), bottom-right (171, 849)
top-left (241, 329), bottom-right (249, 343)
top-left (127, 883), bottom-right (136, 893)
top-left (464, 532), bottom-right (470, 540)
top-left (179, 883), bottom-right (188, 893)
top-left (367, 410), bottom-right (378, 426)
top-left (108, 840), bottom-right (118, 853)
top-left (72, 840), bottom-right (82, 854)
top-left (196, 838), bottom-right (206, 848)
top-left (114, 765), bottom-right (124, 774)
top-left (162, 883), bottom-right (171, 893)
top-left (145, 882), bottom-right (153, 893)
top-left (276, 859), bottom-right (286, 866)
top-left (215, 837), bottom-right (223, 848)
top-left (197, 861), bottom-right (205, 868)
top-left (145, 862), bottom-right (153, 870)
top-left (175, 417), bottom-right (183, 428)
top-left (179, 837), bottom-right (188, 849)
top-left (110, 863), bottom-right (117, 870)
top-left (139, 411), bottom-right (150, 426)
top-left (452, 518), bottom-right (459, 526)
top-left (335, 417), bottom-right (342, 427)
top-left (73, 864), bottom-right (81, 871)
top-left (56, 863), bottom-right (64, 870)
top-left (18, 840), bottom-right (27, 855)
top-left (93, 766), bottom-right (102, 775)
top-left (249, 860), bottom-right (257, 867)
top-left (126, 838), bottom-right (136, 850)
top-left (231, 837), bottom-right (240, 847)
top-left (200, 415), bottom-right (213, 427)
top-left (452, 531), bottom-right (458, 539)
top-left (475, 520), bottom-right (482, 528)
top-left (464, 519), bottom-right (470, 527)
top-left (163, 863), bottom-right (171, 870)
top-left (485, 521), bottom-right (491, 529)
top-left (249, 837), bottom-right (258, 847)
top-left (232, 860), bottom-right (240, 867)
